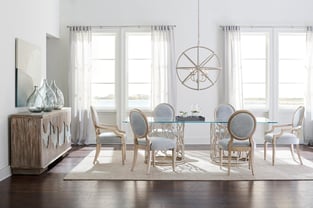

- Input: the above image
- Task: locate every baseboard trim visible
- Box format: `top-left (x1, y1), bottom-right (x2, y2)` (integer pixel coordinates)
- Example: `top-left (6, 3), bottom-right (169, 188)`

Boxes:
top-left (0, 165), bottom-right (11, 181)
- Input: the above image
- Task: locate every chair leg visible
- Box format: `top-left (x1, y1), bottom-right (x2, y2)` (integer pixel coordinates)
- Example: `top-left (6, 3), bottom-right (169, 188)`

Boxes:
top-left (250, 149), bottom-right (254, 176)
top-left (272, 142), bottom-right (276, 166)
top-left (172, 148), bottom-right (176, 172)
top-left (152, 150), bottom-right (156, 167)
top-left (131, 146), bottom-right (138, 171)
top-left (264, 141), bottom-right (267, 160)
top-left (121, 142), bottom-right (126, 165)
top-left (93, 143), bottom-right (101, 164)
top-left (219, 148), bottom-right (223, 169)
top-left (147, 150), bottom-right (151, 174)
top-left (228, 150), bottom-right (231, 176)
top-left (296, 144), bottom-right (303, 165)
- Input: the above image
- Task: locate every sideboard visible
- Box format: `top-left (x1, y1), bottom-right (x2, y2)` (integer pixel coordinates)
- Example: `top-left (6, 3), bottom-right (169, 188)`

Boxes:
top-left (10, 108), bottom-right (71, 174)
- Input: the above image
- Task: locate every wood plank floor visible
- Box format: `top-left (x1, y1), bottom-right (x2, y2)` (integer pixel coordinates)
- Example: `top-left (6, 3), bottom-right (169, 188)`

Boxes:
top-left (1, 145), bottom-right (313, 208)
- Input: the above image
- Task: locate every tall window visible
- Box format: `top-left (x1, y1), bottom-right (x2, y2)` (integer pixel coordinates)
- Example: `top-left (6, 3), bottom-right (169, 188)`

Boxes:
top-left (240, 29), bottom-right (306, 110)
top-left (278, 33), bottom-right (306, 107)
top-left (241, 32), bottom-right (268, 108)
top-left (90, 29), bottom-right (152, 111)
top-left (91, 32), bottom-right (116, 109)
top-left (126, 32), bottom-right (152, 109)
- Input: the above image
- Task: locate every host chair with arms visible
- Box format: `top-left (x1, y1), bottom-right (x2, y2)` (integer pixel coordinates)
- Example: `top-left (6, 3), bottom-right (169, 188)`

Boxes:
top-left (264, 106), bottom-right (304, 166)
top-left (90, 106), bottom-right (126, 165)
top-left (218, 110), bottom-right (256, 176)
top-left (129, 108), bottom-right (177, 174)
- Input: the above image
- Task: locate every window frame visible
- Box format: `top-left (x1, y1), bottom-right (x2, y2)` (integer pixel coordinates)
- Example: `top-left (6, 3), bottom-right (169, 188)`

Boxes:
top-left (90, 28), bottom-right (153, 114)
top-left (91, 30), bottom-right (119, 112)
top-left (240, 28), bottom-right (306, 116)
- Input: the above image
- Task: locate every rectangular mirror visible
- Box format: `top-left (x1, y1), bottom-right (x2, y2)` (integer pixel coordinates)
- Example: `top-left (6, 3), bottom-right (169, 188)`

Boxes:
top-left (15, 38), bottom-right (42, 107)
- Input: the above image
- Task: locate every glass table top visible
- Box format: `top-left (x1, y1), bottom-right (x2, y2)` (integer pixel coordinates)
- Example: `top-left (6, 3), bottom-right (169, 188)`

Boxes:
top-left (123, 117), bottom-right (277, 124)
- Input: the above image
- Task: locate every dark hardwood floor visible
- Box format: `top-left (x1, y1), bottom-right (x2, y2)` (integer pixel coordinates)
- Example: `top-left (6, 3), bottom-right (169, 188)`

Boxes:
top-left (1, 145), bottom-right (313, 208)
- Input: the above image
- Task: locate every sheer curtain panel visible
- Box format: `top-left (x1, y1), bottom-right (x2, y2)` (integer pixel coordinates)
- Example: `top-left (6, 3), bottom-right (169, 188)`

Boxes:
top-left (223, 26), bottom-right (243, 109)
top-left (69, 26), bottom-right (93, 145)
top-left (151, 25), bottom-right (177, 109)
top-left (305, 26), bottom-right (313, 144)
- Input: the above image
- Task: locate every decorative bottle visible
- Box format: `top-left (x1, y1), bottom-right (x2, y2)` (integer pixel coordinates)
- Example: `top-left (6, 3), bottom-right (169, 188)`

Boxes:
top-left (26, 86), bottom-right (44, 112)
top-left (50, 80), bottom-right (64, 110)
top-left (39, 79), bottom-right (57, 112)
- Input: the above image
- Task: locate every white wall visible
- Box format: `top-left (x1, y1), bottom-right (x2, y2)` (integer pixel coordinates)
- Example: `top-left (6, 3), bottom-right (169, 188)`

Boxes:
top-left (54, 0), bottom-right (313, 145)
top-left (0, 0), bottom-right (59, 181)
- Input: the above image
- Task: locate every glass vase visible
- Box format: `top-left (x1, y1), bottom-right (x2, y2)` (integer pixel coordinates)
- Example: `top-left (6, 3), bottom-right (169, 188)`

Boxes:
top-left (26, 86), bottom-right (44, 112)
top-left (39, 79), bottom-right (57, 112)
top-left (50, 80), bottom-right (64, 110)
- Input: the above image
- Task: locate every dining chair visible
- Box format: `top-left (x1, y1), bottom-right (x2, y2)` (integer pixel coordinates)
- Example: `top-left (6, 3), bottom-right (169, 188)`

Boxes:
top-left (150, 103), bottom-right (176, 137)
top-left (264, 106), bottom-right (304, 166)
top-left (90, 106), bottom-right (126, 165)
top-left (129, 108), bottom-right (177, 174)
top-left (151, 103), bottom-right (181, 158)
top-left (211, 104), bottom-right (235, 161)
top-left (153, 103), bottom-right (176, 121)
top-left (218, 110), bottom-right (256, 176)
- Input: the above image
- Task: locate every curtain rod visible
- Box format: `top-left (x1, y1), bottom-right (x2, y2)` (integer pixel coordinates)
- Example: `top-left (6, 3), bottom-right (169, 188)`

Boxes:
top-left (67, 25), bottom-right (176, 29)
top-left (220, 25), bottom-right (307, 29)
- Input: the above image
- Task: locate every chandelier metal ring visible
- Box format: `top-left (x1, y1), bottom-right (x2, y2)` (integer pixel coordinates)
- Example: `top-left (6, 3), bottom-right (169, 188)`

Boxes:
top-left (176, 45), bottom-right (221, 90)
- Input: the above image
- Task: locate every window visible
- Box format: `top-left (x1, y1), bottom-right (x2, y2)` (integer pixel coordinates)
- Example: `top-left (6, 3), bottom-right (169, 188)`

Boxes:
top-left (241, 32), bottom-right (268, 108)
top-left (240, 29), bottom-right (306, 110)
top-left (90, 29), bottom-right (152, 111)
top-left (126, 32), bottom-right (152, 109)
top-left (91, 33), bottom-right (116, 109)
top-left (278, 33), bottom-right (306, 107)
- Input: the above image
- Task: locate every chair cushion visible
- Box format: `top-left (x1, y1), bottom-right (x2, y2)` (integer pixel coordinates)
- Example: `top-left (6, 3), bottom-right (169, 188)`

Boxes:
top-left (265, 133), bottom-right (299, 144)
top-left (150, 137), bottom-right (176, 151)
top-left (218, 138), bottom-right (251, 149)
top-left (97, 132), bottom-right (122, 144)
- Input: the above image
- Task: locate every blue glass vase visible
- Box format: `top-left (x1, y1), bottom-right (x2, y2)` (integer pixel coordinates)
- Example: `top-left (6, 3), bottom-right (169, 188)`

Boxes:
top-left (26, 86), bottom-right (44, 112)
top-left (50, 80), bottom-right (64, 110)
top-left (39, 79), bottom-right (57, 112)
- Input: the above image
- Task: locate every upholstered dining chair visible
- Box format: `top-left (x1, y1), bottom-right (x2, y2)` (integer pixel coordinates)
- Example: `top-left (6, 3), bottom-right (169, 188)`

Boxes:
top-left (150, 103), bottom-right (176, 138)
top-left (218, 110), bottom-right (256, 176)
top-left (264, 106), bottom-right (305, 166)
top-left (211, 104), bottom-right (235, 160)
top-left (129, 108), bottom-right (177, 174)
top-left (153, 103), bottom-right (175, 121)
top-left (90, 106), bottom-right (126, 165)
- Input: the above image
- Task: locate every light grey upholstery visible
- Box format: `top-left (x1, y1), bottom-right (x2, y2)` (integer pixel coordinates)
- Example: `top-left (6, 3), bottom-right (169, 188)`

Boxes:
top-left (129, 108), bottom-right (177, 174)
top-left (153, 103), bottom-right (175, 121)
top-left (90, 106), bottom-right (126, 165)
top-left (264, 106), bottom-right (304, 165)
top-left (218, 110), bottom-right (256, 176)
top-left (211, 104), bottom-right (235, 160)
top-left (215, 104), bottom-right (235, 122)
top-left (150, 103), bottom-right (177, 142)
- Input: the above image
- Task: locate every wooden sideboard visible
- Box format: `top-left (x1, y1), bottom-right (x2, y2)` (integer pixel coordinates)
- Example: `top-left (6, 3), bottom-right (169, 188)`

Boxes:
top-left (10, 108), bottom-right (72, 174)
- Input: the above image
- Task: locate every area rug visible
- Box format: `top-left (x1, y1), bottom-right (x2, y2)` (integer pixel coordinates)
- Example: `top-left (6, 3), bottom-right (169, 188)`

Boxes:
top-left (64, 148), bottom-right (313, 181)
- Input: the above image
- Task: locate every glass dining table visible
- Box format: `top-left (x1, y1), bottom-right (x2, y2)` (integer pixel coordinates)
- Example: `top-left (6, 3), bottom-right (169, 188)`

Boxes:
top-left (124, 116), bottom-right (277, 163)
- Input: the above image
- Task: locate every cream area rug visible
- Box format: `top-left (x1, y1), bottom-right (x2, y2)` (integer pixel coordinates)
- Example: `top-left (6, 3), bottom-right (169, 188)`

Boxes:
top-left (64, 148), bottom-right (313, 181)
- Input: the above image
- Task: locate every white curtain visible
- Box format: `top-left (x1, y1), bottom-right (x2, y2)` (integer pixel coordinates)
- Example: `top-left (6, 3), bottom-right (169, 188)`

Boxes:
top-left (151, 25), bottom-right (177, 110)
top-left (223, 26), bottom-right (243, 109)
top-left (69, 26), bottom-right (93, 145)
top-left (305, 26), bottom-right (313, 144)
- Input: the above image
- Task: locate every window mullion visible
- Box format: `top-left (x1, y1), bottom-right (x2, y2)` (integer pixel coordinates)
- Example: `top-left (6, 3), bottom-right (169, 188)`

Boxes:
top-left (118, 28), bottom-right (126, 125)
top-left (269, 29), bottom-right (279, 120)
